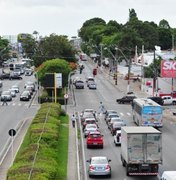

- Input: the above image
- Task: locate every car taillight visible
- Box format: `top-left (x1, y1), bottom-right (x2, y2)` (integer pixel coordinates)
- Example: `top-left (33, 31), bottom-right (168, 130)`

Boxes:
top-left (89, 165), bottom-right (95, 170)
top-left (105, 165), bottom-right (110, 170)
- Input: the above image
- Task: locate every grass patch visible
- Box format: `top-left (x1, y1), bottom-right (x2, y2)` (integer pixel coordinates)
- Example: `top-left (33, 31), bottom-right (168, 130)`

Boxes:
top-left (7, 103), bottom-right (69, 180)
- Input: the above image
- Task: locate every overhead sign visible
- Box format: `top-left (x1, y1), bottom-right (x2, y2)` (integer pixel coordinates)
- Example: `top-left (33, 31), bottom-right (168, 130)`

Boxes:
top-left (161, 60), bottom-right (176, 78)
top-left (55, 73), bottom-right (62, 88)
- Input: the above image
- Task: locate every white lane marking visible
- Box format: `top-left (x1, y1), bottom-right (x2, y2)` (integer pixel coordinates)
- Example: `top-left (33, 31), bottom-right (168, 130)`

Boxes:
top-left (127, 112), bottom-right (131, 116)
top-left (120, 112), bottom-right (124, 116)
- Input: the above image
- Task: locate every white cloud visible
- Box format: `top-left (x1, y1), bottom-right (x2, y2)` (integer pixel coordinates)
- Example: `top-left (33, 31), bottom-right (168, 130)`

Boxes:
top-left (0, 0), bottom-right (175, 38)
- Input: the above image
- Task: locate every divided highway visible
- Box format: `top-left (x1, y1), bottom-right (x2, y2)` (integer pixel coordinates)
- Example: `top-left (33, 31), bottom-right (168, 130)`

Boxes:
top-left (72, 60), bottom-right (176, 180)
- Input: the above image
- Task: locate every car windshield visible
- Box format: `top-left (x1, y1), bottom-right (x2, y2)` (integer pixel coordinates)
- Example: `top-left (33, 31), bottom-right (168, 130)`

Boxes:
top-left (90, 134), bottom-right (101, 138)
top-left (2, 91), bottom-right (10, 95)
top-left (109, 114), bottom-right (119, 118)
top-left (92, 158), bottom-right (107, 164)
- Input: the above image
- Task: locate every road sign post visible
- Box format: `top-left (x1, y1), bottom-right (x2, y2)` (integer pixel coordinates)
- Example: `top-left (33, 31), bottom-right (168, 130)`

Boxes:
top-left (8, 129), bottom-right (16, 163)
top-left (64, 94), bottom-right (68, 112)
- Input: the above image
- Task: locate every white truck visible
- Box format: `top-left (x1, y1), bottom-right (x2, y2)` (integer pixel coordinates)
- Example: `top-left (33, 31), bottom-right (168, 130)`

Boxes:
top-left (161, 171), bottom-right (176, 180)
top-left (120, 126), bottom-right (162, 176)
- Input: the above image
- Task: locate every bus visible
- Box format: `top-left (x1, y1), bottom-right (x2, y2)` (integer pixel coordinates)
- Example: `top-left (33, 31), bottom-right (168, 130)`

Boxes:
top-left (132, 98), bottom-right (163, 128)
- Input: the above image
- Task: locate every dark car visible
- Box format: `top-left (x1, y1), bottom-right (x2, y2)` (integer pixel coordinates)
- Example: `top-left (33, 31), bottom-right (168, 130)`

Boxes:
top-left (116, 95), bottom-right (136, 104)
top-left (9, 74), bottom-right (23, 80)
top-left (147, 96), bottom-right (164, 105)
top-left (0, 73), bottom-right (10, 80)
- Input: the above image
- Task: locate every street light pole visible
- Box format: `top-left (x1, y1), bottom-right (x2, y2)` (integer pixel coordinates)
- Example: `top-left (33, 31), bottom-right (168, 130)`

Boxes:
top-left (104, 47), bottom-right (118, 85)
top-left (117, 48), bottom-right (131, 93)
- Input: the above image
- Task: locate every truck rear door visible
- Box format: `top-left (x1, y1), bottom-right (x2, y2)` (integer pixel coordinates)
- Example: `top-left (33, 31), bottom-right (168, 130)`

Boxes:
top-left (146, 134), bottom-right (162, 164)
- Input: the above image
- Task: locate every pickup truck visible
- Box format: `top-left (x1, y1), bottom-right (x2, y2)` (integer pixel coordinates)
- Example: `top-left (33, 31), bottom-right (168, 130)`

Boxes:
top-left (161, 95), bottom-right (176, 105)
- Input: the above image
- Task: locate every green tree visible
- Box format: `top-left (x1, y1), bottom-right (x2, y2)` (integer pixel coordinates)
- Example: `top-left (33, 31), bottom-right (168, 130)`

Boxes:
top-left (159, 19), bottom-right (170, 29)
top-left (37, 59), bottom-right (71, 88)
top-left (33, 34), bottom-right (76, 67)
top-left (0, 37), bottom-right (10, 62)
top-left (18, 33), bottom-right (36, 59)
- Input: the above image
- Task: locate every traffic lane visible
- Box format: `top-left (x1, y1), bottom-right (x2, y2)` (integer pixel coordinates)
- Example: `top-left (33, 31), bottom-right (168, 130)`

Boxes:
top-left (82, 113), bottom-right (158, 180)
top-left (158, 119), bottom-right (176, 174)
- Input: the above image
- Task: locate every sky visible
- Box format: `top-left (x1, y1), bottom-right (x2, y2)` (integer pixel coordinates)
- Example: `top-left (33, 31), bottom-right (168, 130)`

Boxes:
top-left (0, 0), bottom-right (176, 39)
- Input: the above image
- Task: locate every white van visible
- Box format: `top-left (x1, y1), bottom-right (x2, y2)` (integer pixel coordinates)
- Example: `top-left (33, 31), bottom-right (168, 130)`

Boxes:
top-left (161, 171), bottom-right (176, 180)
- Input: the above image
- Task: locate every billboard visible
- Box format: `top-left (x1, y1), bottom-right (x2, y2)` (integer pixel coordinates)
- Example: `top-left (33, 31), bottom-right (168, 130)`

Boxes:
top-left (161, 60), bottom-right (176, 78)
top-left (55, 73), bottom-right (62, 88)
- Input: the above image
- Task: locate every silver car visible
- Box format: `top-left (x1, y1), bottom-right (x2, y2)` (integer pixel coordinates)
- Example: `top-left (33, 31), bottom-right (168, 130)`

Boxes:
top-left (8, 88), bottom-right (16, 97)
top-left (1, 91), bottom-right (12, 101)
top-left (87, 156), bottom-right (111, 177)
top-left (88, 82), bottom-right (97, 89)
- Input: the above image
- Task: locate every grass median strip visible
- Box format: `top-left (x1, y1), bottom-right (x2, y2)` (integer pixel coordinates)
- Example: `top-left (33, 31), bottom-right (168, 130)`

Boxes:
top-left (7, 103), bottom-right (69, 180)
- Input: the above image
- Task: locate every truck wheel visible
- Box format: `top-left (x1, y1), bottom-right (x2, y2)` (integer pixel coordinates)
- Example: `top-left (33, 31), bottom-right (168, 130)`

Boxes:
top-left (173, 101), bottom-right (176, 105)
top-left (126, 167), bottom-right (129, 176)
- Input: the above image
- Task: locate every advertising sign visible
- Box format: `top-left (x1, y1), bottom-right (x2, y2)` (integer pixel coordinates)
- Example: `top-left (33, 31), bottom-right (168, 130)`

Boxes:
top-left (55, 73), bottom-right (62, 88)
top-left (161, 60), bottom-right (176, 78)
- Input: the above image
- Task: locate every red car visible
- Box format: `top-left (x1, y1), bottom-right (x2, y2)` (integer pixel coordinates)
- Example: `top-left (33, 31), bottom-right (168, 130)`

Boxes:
top-left (86, 131), bottom-right (103, 149)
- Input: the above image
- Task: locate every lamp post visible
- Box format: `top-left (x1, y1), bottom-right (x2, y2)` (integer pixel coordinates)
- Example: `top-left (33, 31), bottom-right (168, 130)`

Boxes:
top-left (104, 47), bottom-right (118, 85)
top-left (117, 48), bottom-right (132, 93)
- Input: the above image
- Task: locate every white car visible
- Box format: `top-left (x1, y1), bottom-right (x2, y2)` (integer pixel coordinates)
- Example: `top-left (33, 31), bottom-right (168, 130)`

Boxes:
top-left (84, 124), bottom-right (98, 138)
top-left (11, 85), bottom-right (20, 93)
top-left (9, 88), bottom-right (16, 97)
top-left (89, 82), bottom-right (97, 89)
top-left (1, 91), bottom-right (12, 101)
top-left (114, 130), bottom-right (121, 146)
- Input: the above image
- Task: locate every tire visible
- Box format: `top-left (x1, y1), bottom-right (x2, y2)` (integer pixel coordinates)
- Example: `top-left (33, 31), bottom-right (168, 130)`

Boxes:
top-left (173, 101), bottom-right (176, 105)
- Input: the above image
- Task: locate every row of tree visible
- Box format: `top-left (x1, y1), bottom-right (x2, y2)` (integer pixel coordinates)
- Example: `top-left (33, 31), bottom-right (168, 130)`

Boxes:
top-left (79, 9), bottom-right (176, 61)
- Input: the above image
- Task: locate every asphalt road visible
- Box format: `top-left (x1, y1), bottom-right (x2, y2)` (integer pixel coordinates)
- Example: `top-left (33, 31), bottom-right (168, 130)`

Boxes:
top-left (71, 60), bottom-right (176, 180)
top-left (0, 72), bottom-right (39, 164)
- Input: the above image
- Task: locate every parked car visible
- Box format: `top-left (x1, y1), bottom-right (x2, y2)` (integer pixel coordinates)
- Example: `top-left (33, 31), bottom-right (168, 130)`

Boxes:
top-left (1, 91), bottom-right (12, 101)
top-left (87, 156), bottom-right (111, 178)
top-left (147, 96), bottom-right (164, 105)
top-left (20, 91), bottom-right (30, 101)
top-left (86, 131), bottom-right (103, 148)
top-left (114, 130), bottom-right (121, 146)
top-left (75, 80), bottom-right (84, 89)
top-left (116, 95), bottom-right (136, 104)
top-left (84, 124), bottom-right (98, 138)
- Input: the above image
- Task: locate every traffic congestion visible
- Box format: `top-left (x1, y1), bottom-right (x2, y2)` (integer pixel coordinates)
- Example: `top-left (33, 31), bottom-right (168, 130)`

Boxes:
top-left (69, 57), bottom-right (176, 180)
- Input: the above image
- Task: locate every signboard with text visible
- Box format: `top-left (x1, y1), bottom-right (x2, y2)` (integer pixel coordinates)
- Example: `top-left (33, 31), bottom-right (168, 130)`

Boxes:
top-left (55, 73), bottom-right (62, 88)
top-left (161, 60), bottom-right (176, 78)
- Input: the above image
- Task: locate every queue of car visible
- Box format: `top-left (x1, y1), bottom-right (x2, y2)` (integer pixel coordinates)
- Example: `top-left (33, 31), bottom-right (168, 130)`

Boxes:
top-left (73, 76), bottom-right (97, 90)
top-left (79, 107), bottom-right (127, 178)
